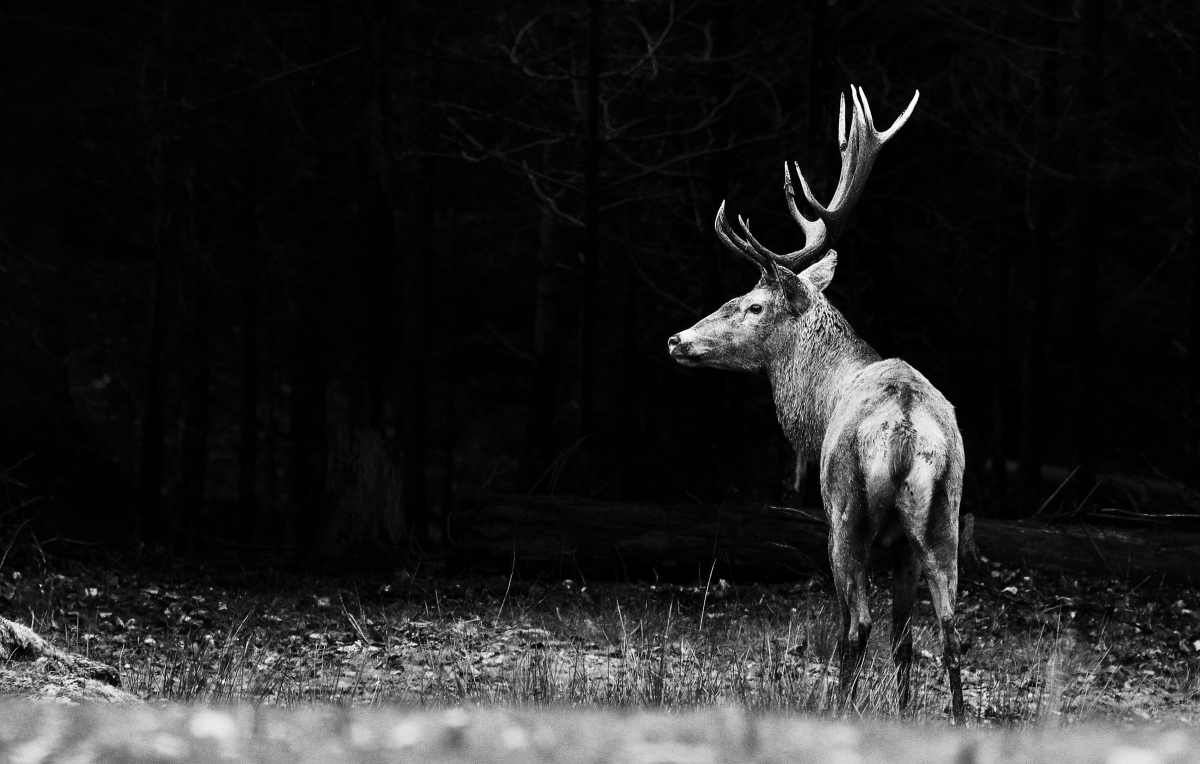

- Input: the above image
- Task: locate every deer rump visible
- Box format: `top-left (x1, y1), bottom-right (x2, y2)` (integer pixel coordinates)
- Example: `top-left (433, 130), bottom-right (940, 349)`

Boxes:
top-left (819, 358), bottom-right (963, 553)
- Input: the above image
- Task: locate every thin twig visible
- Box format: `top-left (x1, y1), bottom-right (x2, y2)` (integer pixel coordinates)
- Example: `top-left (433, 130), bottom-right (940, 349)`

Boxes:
top-left (495, 548), bottom-right (517, 626)
top-left (698, 558), bottom-right (717, 633)
top-left (0, 518), bottom-right (33, 575)
top-left (189, 46), bottom-right (364, 111)
top-left (1032, 465), bottom-right (1080, 517)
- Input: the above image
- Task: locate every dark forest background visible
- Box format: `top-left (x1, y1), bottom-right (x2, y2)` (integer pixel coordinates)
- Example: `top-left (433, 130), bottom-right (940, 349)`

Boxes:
top-left (2, 0), bottom-right (1199, 560)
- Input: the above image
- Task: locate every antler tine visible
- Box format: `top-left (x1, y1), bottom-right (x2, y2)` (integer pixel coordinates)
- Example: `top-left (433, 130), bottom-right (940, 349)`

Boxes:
top-left (714, 201), bottom-right (770, 270)
top-left (717, 88), bottom-right (919, 275)
top-left (854, 85), bottom-right (874, 136)
top-left (776, 163), bottom-right (828, 271)
top-left (837, 92), bottom-right (848, 151)
top-left (806, 86), bottom-right (920, 256)
top-left (736, 215), bottom-right (783, 263)
top-left (878, 88), bottom-right (920, 143)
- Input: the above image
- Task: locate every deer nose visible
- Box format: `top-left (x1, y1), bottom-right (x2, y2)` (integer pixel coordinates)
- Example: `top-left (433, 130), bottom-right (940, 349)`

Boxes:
top-left (667, 334), bottom-right (681, 350)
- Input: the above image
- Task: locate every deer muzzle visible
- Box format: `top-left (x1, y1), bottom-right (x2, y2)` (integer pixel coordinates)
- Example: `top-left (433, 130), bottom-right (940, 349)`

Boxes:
top-left (667, 331), bottom-right (707, 366)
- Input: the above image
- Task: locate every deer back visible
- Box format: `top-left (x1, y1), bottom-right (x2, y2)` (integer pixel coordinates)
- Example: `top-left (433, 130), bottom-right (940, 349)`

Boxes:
top-left (820, 358), bottom-right (964, 530)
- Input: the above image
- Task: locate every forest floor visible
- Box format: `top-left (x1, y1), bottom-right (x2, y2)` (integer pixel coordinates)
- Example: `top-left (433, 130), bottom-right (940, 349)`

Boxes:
top-left (1, 550), bottom-right (1198, 726)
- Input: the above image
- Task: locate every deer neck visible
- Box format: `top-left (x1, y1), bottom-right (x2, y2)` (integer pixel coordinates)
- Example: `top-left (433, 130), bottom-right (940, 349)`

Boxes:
top-left (766, 301), bottom-right (880, 461)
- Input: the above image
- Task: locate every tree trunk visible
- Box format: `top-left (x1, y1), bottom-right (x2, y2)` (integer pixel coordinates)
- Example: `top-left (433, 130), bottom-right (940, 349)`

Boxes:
top-left (320, 427), bottom-right (403, 562)
top-left (355, 0), bottom-right (395, 436)
top-left (1017, 4), bottom-right (1063, 516)
top-left (237, 116), bottom-right (262, 543)
top-left (179, 259), bottom-right (209, 559)
top-left (138, 2), bottom-right (188, 545)
top-left (139, 158), bottom-right (172, 546)
top-left (441, 372), bottom-right (456, 542)
top-left (176, 162), bottom-right (209, 555)
top-left (990, 38), bottom-right (1021, 515)
top-left (1069, 0), bottom-right (1104, 504)
top-left (265, 367), bottom-right (279, 523)
top-left (579, 0), bottom-right (604, 445)
top-left (990, 200), bottom-right (1015, 509)
top-left (289, 0), bottom-right (334, 552)
top-left (518, 201), bottom-right (570, 492)
top-left (397, 3), bottom-right (431, 543)
top-left (448, 495), bottom-right (1200, 584)
top-left (398, 193), bottom-right (430, 543)
top-left (292, 337), bottom-right (328, 549)
top-left (616, 275), bottom-right (641, 499)
top-left (1192, 4), bottom-right (1200, 452)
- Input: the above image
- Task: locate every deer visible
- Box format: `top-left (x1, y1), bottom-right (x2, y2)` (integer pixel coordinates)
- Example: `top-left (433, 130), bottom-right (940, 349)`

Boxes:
top-left (667, 87), bottom-right (966, 723)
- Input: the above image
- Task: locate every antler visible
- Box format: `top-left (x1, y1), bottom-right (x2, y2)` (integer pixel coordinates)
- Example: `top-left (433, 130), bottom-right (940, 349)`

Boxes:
top-left (713, 201), bottom-right (774, 274)
top-left (714, 86), bottom-right (919, 273)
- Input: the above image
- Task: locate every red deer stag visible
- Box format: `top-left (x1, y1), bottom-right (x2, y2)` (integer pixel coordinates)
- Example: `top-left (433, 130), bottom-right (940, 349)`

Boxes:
top-left (667, 87), bottom-right (966, 723)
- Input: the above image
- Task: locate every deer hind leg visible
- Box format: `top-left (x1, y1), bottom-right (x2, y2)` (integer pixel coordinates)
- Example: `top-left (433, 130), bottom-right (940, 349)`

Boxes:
top-left (890, 542), bottom-right (920, 714)
top-left (923, 549), bottom-right (964, 723)
top-left (900, 485), bottom-right (966, 724)
top-left (827, 506), bottom-right (872, 709)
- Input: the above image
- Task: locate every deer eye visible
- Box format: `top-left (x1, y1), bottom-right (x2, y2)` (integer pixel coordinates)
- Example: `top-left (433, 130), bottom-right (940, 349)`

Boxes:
top-left (748, 304), bottom-right (763, 315)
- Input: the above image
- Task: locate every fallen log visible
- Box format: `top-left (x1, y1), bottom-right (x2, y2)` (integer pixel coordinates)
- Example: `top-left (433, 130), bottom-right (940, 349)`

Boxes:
top-left (447, 494), bottom-right (1200, 583)
top-left (448, 495), bottom-right (832, 582)
top-left (0, 616), bottom-right (136, 703)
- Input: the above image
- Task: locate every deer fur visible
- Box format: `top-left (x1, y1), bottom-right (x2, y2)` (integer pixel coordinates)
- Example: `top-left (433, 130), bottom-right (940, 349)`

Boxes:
top-left (669, 251), bottom-right (966, 722)
top-left (668, 86), bottom-right (965, 722)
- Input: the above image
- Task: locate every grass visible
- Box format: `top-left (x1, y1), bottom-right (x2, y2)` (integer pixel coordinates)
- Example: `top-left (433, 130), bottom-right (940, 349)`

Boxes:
top-left (3, 555), bottom-right (1198, 725)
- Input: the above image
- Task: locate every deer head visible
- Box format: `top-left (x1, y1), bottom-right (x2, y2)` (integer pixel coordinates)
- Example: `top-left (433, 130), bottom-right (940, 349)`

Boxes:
top-left (667, 234), bottom-right (837, 373)
top-left (668, 87), bottom-right (918, 373)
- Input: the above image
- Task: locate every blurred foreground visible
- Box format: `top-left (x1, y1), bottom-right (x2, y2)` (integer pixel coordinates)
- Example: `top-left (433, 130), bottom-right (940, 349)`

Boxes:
top-left (1, 702), bottom-right (1199, 763)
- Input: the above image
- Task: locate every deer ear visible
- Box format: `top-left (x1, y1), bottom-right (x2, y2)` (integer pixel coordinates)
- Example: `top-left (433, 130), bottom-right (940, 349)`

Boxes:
top-left (800, 250), bottom-right (837, 292)
top-left (774, 266), bottom-right (807, 315)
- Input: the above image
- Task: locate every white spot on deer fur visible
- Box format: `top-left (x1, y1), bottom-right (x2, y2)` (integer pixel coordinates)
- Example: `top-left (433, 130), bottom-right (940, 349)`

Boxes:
top-left (189, 710), bottom-right (235, 741)
top-left (910, 409), bottom-right (948, 464)
top-left (1107, 748), bottom-right (1163, 764)
top-left (388, 720), bottom-right (423, 748)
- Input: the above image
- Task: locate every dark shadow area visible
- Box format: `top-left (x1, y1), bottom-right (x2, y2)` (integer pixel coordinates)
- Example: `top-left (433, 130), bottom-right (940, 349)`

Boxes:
top-left (1, 0), bottom-right (1198, 566)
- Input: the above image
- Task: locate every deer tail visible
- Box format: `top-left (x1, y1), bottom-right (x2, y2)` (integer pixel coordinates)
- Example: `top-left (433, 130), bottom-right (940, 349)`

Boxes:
top-left (889, 423), bottom-right (916, 485)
